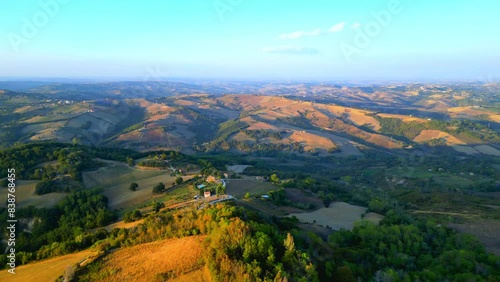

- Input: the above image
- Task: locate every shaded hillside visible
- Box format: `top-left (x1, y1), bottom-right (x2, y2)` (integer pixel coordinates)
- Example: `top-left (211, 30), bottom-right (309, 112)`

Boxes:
top-left (1, 83), bottom-right (499, 157)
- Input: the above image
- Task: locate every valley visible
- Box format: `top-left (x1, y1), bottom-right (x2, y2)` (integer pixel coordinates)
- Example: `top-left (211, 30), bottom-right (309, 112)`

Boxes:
top-left (0, 81), bottom-right (499, 281)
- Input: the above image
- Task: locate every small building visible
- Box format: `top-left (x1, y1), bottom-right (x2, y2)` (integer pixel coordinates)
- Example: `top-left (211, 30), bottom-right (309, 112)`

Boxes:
top-left (261, 195), bottom-right (270, 200)
top-left (204, 191), bottom-right (212, 198)
top-left (197, 184), bottom-right (206, 189)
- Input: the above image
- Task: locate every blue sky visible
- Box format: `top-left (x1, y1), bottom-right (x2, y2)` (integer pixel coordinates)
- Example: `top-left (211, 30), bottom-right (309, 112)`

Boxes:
top-left (0, 0), bottom-right (499, 80)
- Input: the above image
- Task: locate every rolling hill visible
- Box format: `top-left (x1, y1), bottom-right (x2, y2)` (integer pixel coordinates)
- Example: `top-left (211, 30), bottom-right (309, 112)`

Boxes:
top-left (1, 82), bottom-right (499, 158)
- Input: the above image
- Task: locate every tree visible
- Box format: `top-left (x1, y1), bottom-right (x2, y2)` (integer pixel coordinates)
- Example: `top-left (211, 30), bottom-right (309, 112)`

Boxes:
top-left (0, 178), bottom-right (9, 187)
top-left (335, 266), bottom-right (356, 282)
top-left (126, 157), bottom-right (135, 167)
top-left (129, 182), bottom-right (139, 191)
top-left (368, 198), bottom-right (387, 214)
top-left (152, 201), bottom-right (165, 212)
top-left (270, 174), bottom-right (280, 184)
top-left (175, 176), bottom-right (183, 185)
top-left (323, 193), bottom-right (334, 207)
top-left (123, 209), bottom-right (142, 222)
top-left (284, 233), bottom-right (295, 253)
top-left (153, 182), bottom-right (165, 194)
top-left (216, 183), bottom-right (226, 195)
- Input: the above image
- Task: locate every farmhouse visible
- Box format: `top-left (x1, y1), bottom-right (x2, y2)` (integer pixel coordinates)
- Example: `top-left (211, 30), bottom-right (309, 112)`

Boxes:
top-left (204, 191), bottom-right (212, 198)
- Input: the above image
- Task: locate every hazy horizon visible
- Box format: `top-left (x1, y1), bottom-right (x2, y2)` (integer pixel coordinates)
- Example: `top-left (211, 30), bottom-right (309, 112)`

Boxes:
top-left (1, 0), bottom-right (499, 80)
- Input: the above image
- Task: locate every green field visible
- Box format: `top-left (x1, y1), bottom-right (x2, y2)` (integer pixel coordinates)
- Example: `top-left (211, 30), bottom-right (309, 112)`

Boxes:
top-left (0, 180), bottom-right (67, 209)
top-left (289, 202), bottom-right (383, 230)
top-left (225, 178), bottom-right (275, 198)
top-left (83, 161), bottom-right (193, 211)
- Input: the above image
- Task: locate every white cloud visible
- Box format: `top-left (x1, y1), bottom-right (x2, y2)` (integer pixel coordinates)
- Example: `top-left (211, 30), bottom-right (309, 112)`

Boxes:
top-left (261, 46), bottom-right (320, 55)
top-left (278, 28), bottom-right (322, 40)
top-left (309, 29), bottom-right (321, 36)
top-left (328, 22), bottom-right (345, 33)
top-left (351, 22), bottom-right (361, 29)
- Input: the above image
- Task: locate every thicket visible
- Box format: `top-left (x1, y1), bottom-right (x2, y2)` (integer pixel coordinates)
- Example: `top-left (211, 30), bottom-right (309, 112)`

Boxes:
top-left (0, 188), bottom-right (114, 267)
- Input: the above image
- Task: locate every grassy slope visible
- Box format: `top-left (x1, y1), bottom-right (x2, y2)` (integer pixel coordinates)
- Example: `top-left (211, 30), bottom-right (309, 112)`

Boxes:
top-left (80, 236), bottom-right (207, 282)
top-left (82, 161), bottom-right (194, 211)
top-left (0, 180), bottom-right (67, 209)
top-left (0, 250), bottom-right (95, 282)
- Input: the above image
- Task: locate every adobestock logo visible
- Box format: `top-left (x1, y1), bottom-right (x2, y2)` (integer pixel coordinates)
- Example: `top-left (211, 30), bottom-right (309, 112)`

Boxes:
top-left (142, 65), bottom-right (170, 92)
top-left (7, 0), bottom-right (71, 52)
top-left (340, 0), bottom-right (407, 63)
top-left (213, 0), bottom-right (245, 21)
top-left (478, 74), bottom-right (498, 94)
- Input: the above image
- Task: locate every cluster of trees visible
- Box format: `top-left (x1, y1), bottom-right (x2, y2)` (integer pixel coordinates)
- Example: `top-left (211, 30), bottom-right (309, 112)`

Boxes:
top-left (137, 160), bottom-right (169, 168)
top-left (376, 116), bottom-right (500, 144)
top-left (203, 139), bottom-right (307, 154)
top-left (327, 215), bottom-right (500, 281)
top-left (451, 119), bottom-right (500, 143)
top-left (0, 188), bottom-right (115, 266)
top-left (266, 188), bottom-right (315, 210)
top-left (152, 182), bottom-right (166, 194)
top-left (152, 201), bottom-right (165, 212)
top-left (152, 150), bottom-right (182, 161)
top-left (209, 120), bottom-right (249, 148)
top-left (200, 120), bottom-right (247, 151)
top-left (32, 148), bottom-right (97, 194)
top-left (277, 115), bottom-right (313, 129)
top-left (123, 210), bottom-right (142, 222)
top-left (55, 148), bottom-right (97, 180)
top-left (137, 151), bottom-right (184, 167)
top-left (235, 141), bottom-right (306, 153)
top-left (175, 176), bottom-right (184, 185)
top-left (57, 189), bottom-right (115, 229)
top-left (243, 129), bottom-right (285, 140)
top-left (0, 143), bottom-right (148, 180)
top-left (0, 124), bottom-right (23, 148)
top-left (35, 179), bottom-right (64, 195)
top-left (376, 117), bottom-right (426, 140)
top-left (0, 143), bottom-right (67, 179)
